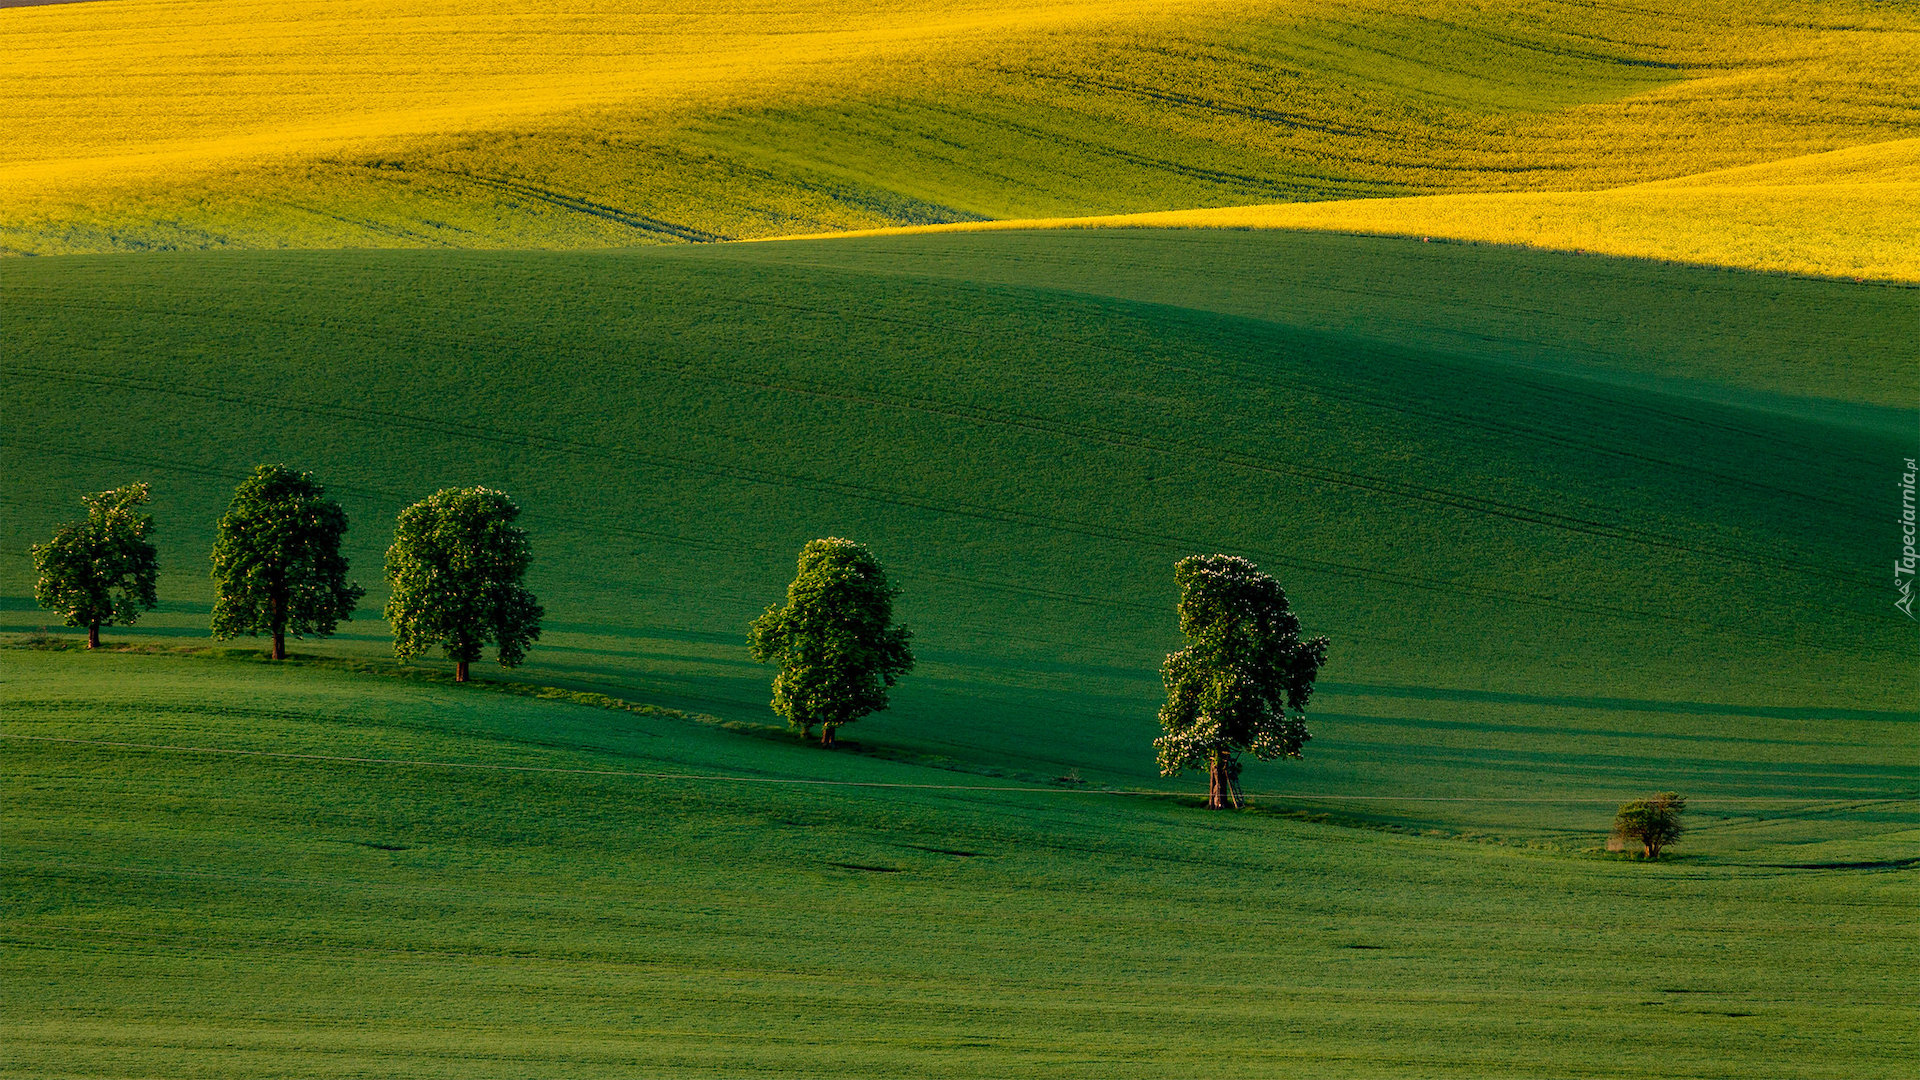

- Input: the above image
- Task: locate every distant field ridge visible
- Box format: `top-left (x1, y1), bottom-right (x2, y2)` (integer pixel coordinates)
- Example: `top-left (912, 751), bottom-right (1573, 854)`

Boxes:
top-left (1, 0), bottom-right (1914, 276)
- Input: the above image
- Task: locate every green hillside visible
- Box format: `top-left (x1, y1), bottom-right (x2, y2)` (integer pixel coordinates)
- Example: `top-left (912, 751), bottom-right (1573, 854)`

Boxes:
top-left (5, 648), bottom-right (1917, 1078)
top-left (4, 227), bottom-right (1916, 1077)
top-left (3, 231), bottom-right (1913, 846)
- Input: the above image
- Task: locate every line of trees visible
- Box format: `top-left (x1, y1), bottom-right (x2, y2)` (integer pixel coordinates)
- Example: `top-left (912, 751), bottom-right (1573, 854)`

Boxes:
top-left (31, 477), bottom-right (1335, 808)
top-left (82, 502), bottom-right (1672, 858)
top-left (29, 480), bottom-right (1691, 843)
top-left (33, 469), bottom-right (542, 682)
top-left (36, 475), bottom-right (1707, 865)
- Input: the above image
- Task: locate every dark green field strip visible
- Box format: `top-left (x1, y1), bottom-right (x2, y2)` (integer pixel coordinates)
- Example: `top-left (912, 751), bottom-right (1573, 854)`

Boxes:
top-left (0, 336), bottom-right (1881, 581)
top-left (12, 234), bottom-right (1896, 514)
top-left (0, 248), bottom-right (1888, 549)
top-left (10, 730), bottom-right (1913, 814)
top-left (9, 624), bottom-right (1904, 840)
top-left (15, 244), bottom-right (1896, 470)
top-left (722, 229), bottom-right (1920, 415)
top-left (1324, 682), bottom-right (1920, 724)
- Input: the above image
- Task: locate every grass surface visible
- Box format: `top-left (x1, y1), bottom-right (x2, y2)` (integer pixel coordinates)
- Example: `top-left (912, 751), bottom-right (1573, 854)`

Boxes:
top-left (2, 230), bottom-right (1913, 835)
top-left (4, 646), bottom-right (1917, 1078)
top-left (2, 226), bottom-right (1915, 1076)
top-left (2, 0), bottom-right (1915, 257)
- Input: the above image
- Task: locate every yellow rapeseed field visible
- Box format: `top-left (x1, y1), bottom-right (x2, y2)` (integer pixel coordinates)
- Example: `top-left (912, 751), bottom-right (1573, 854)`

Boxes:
top-left (2, 0), bottom-right (1916, 273)
top-left (0, 0), bottom-right (1208, 192)
top-left (797, 140), bottom-right (1920, 281)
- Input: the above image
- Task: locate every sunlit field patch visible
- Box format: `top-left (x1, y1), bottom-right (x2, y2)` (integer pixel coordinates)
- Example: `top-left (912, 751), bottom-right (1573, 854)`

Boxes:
top-left (2, 0), bottom-right (1915, 260)
top-left (792, 140), bottom-right (1920, 281)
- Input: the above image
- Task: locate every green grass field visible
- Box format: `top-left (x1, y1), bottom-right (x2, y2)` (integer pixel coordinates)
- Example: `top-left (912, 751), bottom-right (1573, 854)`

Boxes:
top-left (3, 230), bottom-right (1913, 817)
top-left (5, 647), bottom-right (1916, 1078)
top-left (3, 229), bottom-right (1916, 1074)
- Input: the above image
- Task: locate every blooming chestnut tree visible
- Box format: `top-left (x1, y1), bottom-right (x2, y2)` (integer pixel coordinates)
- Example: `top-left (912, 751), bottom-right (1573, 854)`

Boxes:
top-left (1155, 554), bottom-right (1328, 808)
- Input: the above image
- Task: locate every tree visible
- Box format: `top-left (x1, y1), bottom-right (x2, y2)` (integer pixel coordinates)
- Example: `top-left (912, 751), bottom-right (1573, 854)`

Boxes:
top-left (31, 483), bottom-right (159, 649)
top-left (383, 487), bottom-right (542, 682)
top-left (1612, 792), bottom-right (1687, 859)
top-left (747, 538), bottom-right (914, 747)
top-left (210, 464), bottom-right (365, 660)
top-left (1155, 554), bottom-right (1328, 809)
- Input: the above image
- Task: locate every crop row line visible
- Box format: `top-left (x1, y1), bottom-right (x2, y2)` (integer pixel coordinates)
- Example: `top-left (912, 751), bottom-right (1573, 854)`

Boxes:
top-left (412, 166), bottom-right (732, 243)
top-left (897, 94), bottom-right (1368, 200)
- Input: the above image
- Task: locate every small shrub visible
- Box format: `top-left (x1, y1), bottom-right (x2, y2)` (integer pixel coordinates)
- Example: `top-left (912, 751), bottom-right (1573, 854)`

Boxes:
top-left (1611, 792), bottom-right (1687, 859)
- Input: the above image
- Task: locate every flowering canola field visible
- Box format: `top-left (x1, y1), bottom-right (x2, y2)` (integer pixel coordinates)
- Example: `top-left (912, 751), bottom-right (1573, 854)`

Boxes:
top-left (795, 140), bottom-right (1920, 280)
top-left (3, 0), bottom-right (1915, 274)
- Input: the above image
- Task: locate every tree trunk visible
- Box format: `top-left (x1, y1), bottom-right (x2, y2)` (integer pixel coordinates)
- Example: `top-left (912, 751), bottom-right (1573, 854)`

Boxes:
top-left (272, 629), bottom-right (286, 661)
top-left (821, 725), bottom-right (837, 749)
top-left (270, 595), bottom-right (286, 660)
top-left (87, 623), bottom-right (100, 649)
top-left (1206, 752), bottom-right (1243, 809)
top-left (455, 659), bottom-right (470, 683)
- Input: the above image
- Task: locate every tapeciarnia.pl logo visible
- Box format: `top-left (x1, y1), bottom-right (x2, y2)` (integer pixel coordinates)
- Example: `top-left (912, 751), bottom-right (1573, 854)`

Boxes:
top-left (1898, 457), bottom-right (1917, 619)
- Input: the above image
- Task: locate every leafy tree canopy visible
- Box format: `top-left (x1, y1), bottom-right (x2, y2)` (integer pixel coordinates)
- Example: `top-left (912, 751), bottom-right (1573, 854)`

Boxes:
top-left (1612, 792), bottom-right (1687, 859)
top-left (383, 487), bottom-right (542, 681)
top-left (748, 538), bottom-right (914, 747)
top-left (211, 464), bottom-right (364, 659)
top-left (1155, 554), bottom-right (1328, 808)
top-left (32, 483), bottom-right (159, 648)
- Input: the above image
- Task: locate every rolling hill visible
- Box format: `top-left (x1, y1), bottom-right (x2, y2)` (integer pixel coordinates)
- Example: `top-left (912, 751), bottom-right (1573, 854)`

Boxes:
top-left (3, 229), bottom-right (1913, 844)
top-left (3, 0), bottom-right (1916, 266)
top-left (3, 1), bottom-right (1916, 1074)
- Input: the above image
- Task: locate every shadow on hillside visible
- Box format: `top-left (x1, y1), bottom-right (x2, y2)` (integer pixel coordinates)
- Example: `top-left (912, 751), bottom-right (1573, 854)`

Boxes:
top-left (1325, 680), bottom-right (1917, 723)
